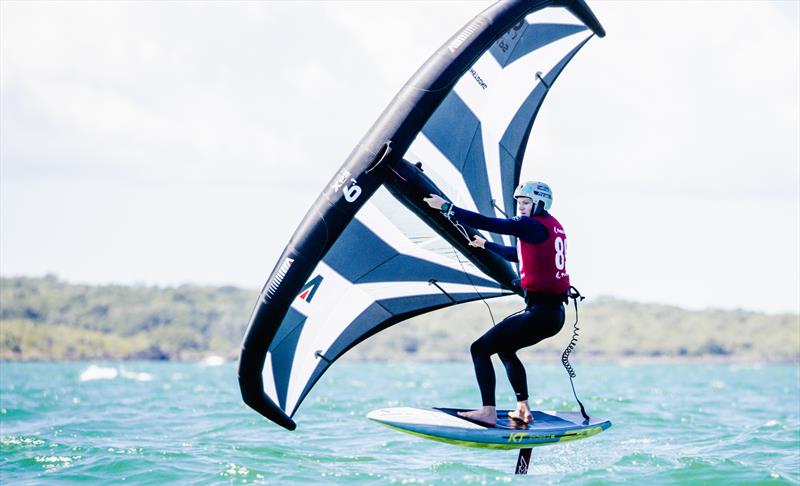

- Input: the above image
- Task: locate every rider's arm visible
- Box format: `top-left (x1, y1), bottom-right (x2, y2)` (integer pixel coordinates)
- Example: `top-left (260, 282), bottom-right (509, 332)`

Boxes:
top-left (484, 241), bottom-right (518, 262)
top-left (451, 206), bottom-right (547, 243)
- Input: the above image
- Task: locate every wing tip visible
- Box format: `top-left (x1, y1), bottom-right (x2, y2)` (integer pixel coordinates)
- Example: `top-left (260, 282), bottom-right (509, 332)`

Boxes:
top-left (240, 380), bottom-right (297, 430)
top-left (565, 0), bottom-right (606, 38)
top-left (550, 0), bottom-right (606, 38)
top-left (238, 358), bottom-right (297, 431)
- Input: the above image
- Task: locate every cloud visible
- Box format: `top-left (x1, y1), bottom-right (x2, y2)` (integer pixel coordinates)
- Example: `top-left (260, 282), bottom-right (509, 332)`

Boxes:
top-left (525, 1), bottom-right (799, 198)
top-left (1, 1), bottom-right (797, 312)
top-left (0, 2), bottom-right (360, 188)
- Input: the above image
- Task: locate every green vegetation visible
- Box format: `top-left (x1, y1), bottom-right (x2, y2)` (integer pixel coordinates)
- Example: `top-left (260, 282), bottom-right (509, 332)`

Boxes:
top-left (0, 276), bottom-right (251, 361)
top-left (1, 276), bottom-right (797, 362)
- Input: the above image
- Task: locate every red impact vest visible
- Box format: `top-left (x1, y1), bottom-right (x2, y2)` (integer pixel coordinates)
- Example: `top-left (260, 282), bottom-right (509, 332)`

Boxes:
top-left (516, 213), bottom-right (570, 294)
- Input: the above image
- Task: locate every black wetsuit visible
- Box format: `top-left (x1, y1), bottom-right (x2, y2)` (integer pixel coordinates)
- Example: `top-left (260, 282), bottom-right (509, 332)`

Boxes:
top-left (451, 206), bottom-right (566, 406)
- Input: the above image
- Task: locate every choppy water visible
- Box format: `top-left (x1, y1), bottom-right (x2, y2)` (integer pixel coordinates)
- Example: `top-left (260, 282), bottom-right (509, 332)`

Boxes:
top-left (1, 361), bottom-right (798, 484)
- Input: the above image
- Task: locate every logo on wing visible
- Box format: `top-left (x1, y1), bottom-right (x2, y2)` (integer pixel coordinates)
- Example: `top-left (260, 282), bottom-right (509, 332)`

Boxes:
top-left (298, 274), bottom-right (324, 303)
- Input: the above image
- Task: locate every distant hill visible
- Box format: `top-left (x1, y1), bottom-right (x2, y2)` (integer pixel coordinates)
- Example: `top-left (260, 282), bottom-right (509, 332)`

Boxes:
top-left (1, 276), bottom-right (797, 362)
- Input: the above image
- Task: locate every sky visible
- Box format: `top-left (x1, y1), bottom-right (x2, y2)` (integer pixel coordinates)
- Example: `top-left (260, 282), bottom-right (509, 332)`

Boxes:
top-left (1, 1), bottom-right (798, 314)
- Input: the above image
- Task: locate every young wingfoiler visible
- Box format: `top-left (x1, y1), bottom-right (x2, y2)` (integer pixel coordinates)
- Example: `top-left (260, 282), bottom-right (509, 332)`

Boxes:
top-left (238, 0), bottom-right (608, 473)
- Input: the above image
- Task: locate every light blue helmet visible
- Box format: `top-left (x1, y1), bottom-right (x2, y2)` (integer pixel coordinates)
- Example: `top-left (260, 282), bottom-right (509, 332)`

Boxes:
top-left (514, 181), bottom-right (552, 212)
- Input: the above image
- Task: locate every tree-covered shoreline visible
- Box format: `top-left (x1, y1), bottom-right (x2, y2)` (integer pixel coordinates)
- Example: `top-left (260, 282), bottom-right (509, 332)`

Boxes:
top-left (1, 276), bottom-right (797, 362)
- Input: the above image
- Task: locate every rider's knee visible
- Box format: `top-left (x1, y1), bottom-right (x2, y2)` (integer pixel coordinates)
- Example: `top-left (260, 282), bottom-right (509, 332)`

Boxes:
top-left (470, 339), bottom-right (488, 358)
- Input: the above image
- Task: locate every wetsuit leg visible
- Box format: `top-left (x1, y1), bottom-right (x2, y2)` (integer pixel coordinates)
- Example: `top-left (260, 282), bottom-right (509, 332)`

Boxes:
top-left (469, 304), bottom-right (565, 407)
top-left (497, 351), bottom-right (528, 401)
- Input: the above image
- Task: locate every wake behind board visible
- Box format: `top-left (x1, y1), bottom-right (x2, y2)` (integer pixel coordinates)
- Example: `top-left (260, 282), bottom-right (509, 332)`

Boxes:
top-left (367, 407), bottom-right (611, 450)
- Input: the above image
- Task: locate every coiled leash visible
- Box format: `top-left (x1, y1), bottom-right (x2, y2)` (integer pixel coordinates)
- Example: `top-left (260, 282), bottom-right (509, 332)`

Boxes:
top-left (562, 285), bottom-right (590, 421)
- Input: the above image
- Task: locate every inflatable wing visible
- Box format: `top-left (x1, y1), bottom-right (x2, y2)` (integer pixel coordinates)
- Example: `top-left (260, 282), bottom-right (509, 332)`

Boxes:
top-left (239, 0), bottom-right (605, 430)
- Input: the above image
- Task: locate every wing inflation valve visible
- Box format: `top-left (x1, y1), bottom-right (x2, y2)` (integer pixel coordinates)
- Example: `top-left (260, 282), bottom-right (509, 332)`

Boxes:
top-left (366, 141), bottom-right (392, 173)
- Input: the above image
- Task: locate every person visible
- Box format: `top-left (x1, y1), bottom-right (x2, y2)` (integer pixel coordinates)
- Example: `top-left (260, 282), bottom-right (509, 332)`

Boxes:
top-left (423, 181), bottom-right (570, 426)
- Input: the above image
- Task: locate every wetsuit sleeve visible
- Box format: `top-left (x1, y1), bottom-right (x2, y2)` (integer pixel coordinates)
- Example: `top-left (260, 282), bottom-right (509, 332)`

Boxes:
top-left (484, 241), bottom-right (518, 262)
top-left (451, 206), bottom-right (547, 243)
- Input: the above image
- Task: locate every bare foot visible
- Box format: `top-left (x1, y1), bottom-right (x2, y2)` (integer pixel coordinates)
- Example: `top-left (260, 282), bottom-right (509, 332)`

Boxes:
top-left (508, 401), bottom-right (533, 423)
top-left (457, 406), bottom-right (497, 426)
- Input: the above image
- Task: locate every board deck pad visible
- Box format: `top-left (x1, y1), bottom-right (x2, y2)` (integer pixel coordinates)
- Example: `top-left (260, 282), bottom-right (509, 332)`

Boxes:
top-left (367, 407), bottom-right (611, 449)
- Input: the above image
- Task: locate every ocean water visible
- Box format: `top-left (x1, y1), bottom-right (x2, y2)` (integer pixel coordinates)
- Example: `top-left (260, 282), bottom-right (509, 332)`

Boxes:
top-left (1, 360), bottom-right (798, 485)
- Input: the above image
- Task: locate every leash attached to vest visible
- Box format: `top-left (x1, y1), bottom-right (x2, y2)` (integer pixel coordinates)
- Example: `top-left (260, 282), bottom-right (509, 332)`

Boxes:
top-left (561, 285), bottom-right (589, 421)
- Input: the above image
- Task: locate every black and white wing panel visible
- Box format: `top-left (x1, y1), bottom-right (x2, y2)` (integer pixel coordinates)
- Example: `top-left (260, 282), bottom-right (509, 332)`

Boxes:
top-left (404, 7), bottom-right (594, 247)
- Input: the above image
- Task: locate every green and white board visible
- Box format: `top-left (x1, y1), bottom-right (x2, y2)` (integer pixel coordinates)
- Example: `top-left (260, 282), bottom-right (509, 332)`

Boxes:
top-left (367, 407), bottom-right (611, 450)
